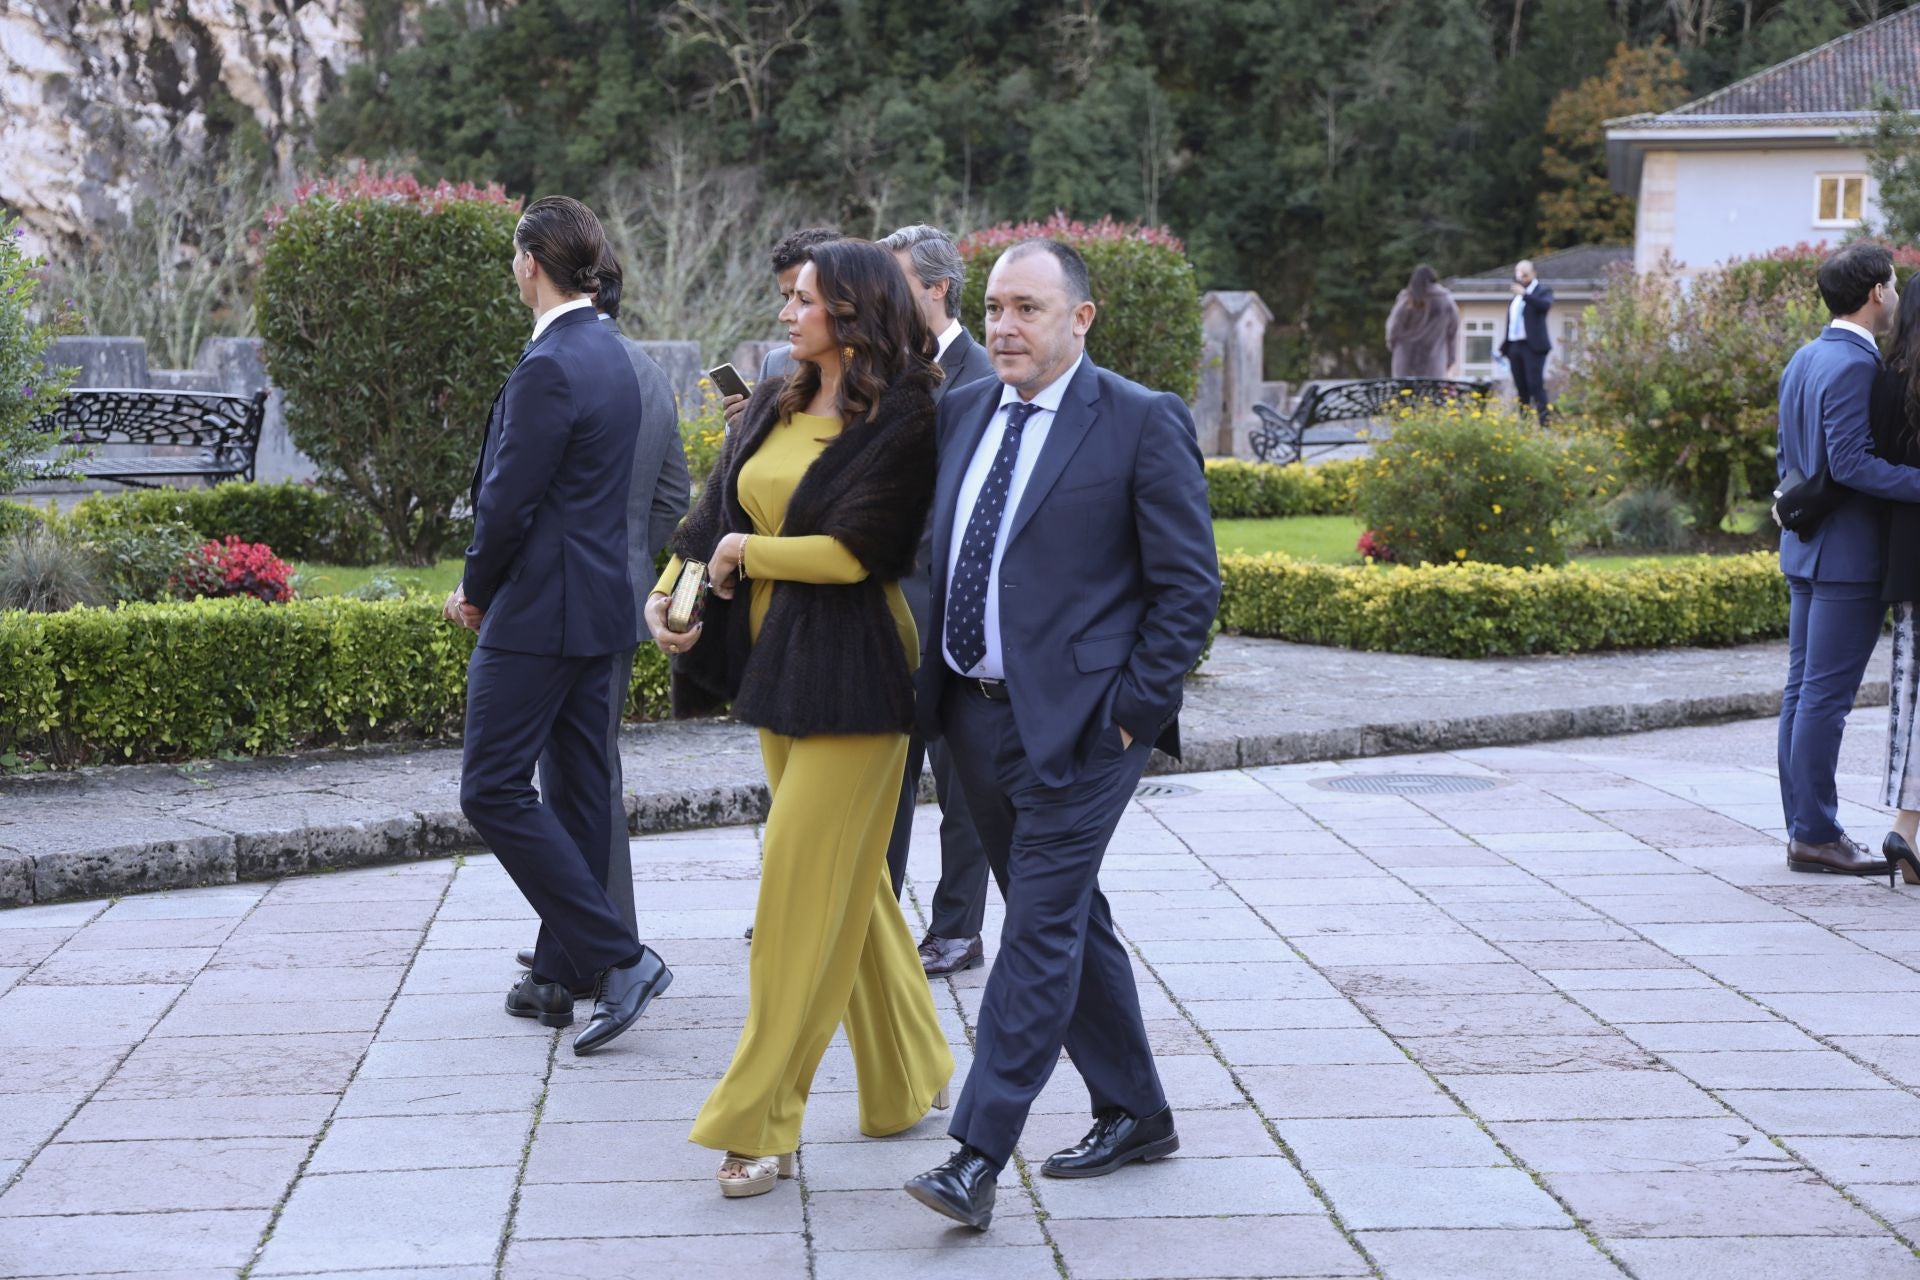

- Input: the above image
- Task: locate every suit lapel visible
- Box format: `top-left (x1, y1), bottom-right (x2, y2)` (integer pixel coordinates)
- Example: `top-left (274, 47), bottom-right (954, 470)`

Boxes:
top-left (1004, 359), bottom-right (1100, 548)
top-left (931, 380), bottom-right (1002, 597)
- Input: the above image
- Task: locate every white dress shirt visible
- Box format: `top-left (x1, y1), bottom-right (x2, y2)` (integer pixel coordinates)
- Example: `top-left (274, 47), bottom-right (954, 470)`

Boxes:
top-left (1506, 280), bottom-right (1536, 343)
top-left (1830, 318), bottom-right (1877, 346)
top-left (943, 354), bottom-right (1085, 680)
top-left (934, 318), bottom-right (963, 361)
top-left (530, 296), bottom-right (595, 344)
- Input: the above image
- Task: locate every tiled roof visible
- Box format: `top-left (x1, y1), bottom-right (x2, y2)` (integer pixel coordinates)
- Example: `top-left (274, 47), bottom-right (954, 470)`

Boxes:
top-left (1669, 6), bottom-right (1920, 118)
top-left (1443, 245), bottom-right (1632, 294)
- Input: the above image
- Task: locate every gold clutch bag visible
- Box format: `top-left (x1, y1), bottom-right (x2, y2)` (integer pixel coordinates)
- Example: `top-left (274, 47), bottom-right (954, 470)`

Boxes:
top-left (665, 558), bottom-right (709, 633)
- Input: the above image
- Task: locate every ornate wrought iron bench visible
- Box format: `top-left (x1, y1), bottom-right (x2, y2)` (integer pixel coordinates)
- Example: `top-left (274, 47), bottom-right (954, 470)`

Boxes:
top-left (28, 388), bottom-right (268, 489)
top-left (1249, 377), bottom-right (1493, 465)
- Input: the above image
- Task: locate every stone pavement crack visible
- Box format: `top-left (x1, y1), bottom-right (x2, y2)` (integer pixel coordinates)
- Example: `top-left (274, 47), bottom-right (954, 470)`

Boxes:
top-left (495, 1033), bottom-right (559, 1278)
top-left (238, 865), bottom-right (457, 1278)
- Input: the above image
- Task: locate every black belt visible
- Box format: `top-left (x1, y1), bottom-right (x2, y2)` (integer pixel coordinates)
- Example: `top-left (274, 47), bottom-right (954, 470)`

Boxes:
top-left (962, 677), bottom-right (1011, 702)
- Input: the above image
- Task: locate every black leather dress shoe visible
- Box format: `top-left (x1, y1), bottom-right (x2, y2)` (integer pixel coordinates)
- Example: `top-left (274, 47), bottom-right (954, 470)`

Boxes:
top-left (573, 946), bottom-right (673, 1056)
top-left (918, 933), bottom-right (984, 977)
top-left (1042, 1104), bottom-right (1179, 1178)
top-left (1787, 834), bottom-right (1890, 876)
top-left (904, 1146), bottom-right (996, 1229)
top-left (505, 973), bottom-right (574, 1029)
top-left (514, 948), bottom-right (593, 999)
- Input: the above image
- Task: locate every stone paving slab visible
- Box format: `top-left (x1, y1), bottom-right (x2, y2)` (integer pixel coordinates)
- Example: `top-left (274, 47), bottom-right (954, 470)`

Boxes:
top-left (0, 633), bottom-right (1886, 906)
top-left (14, 714), bottom-right (1920, 1275)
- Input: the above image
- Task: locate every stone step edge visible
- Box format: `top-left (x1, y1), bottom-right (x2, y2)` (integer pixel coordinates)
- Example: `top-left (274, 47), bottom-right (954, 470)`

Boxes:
top-left (2, 683), bottom-right (1869, 908)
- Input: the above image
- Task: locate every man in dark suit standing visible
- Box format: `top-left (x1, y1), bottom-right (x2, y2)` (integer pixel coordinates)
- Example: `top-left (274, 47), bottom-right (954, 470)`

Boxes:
top-left (449, 196), bottom-right (671, 1056)
top-left (512, 249), bottom-right (690, 982)
top-left (1499, 259), bottom-right (1554, 420)
top-left (878, 223), bottom-right (998, 977)
top-left (1776, 241), bottom-right (1908, 876)
top-left (904, 240), bottom-right (1221, 1229)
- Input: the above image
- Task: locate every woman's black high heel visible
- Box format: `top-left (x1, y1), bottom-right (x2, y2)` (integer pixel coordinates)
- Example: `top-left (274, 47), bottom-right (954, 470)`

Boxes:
top-left (1882, 832), bottom-right (1920, 889)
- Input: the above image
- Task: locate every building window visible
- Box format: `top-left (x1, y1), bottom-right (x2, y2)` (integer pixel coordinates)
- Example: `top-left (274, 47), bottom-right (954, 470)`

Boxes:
top-left (1464, 320), bottom-right (1495, 369)
top-left (1815, 174), bottom-right (1866, 227)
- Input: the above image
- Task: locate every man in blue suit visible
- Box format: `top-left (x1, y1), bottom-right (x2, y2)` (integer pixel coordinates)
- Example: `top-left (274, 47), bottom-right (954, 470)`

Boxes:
top-left (1777, 240), bottom-right (1906, 876)
top-left (904, 240), bottom-right (1221, 1230)
top-left (449, 196), bottom-right (671, 1055)
top-left (1499, 259), bottom-right (1554, 421)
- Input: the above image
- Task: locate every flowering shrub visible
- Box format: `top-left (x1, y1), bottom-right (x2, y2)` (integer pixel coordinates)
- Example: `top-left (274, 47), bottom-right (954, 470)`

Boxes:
top-left (172, 536), bottom-right (295, 604)
top-left (1561, 243), bottom-right (1909, 527)
top-left (681, 377), bottom-right (727, 492)
top-left (1356, 529), bottom-right (1397, 563)
top-left (0, 215), bottom-right (84, 492)
top-left (959, 212), bottom-right (1202, 399)
top-left (257, 168), bottom-right (524, 565)
top-left (1353, 399), bottom-right (1617, 569)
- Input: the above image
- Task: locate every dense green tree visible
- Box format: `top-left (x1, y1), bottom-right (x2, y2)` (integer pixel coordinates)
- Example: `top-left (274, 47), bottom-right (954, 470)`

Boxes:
top-left (314, 0), bottom-right (1920, 378)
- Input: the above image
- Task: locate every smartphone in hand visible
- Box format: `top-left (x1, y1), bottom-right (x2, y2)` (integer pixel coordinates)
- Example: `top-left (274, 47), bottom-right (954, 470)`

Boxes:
top-left (706, 363), bottom-right (752, 401)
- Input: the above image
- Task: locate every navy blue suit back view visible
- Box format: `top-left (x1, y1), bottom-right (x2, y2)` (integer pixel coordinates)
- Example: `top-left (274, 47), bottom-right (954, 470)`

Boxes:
top-left (465, 306), bottom-right (639, 656)
top-left (459, 303), bottom-right (647, 991)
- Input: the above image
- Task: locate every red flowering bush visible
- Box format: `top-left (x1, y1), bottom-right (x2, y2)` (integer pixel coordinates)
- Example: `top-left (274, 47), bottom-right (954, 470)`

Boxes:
top-left (1356, 529), bottom-right (1397, 563)
top-left (959, 211), bottom-right (1202, 399)
top-left (172, 536), bottom-right (295, 603)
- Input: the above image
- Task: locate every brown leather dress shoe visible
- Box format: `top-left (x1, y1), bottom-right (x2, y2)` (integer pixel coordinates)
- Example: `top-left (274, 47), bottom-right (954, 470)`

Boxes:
top-left (919, 933), bottom-right (984, 976)
top-left (1787, 834), bottom-right (1891, 876)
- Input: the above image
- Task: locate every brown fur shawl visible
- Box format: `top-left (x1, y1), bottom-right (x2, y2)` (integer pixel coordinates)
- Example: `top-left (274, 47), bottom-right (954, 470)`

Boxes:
top-left (668, 372), bottom-right (937, 736)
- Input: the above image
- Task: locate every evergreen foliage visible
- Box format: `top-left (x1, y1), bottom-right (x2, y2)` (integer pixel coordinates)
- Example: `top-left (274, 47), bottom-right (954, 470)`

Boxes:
top-left (255, 173), bottom-right (524, 565)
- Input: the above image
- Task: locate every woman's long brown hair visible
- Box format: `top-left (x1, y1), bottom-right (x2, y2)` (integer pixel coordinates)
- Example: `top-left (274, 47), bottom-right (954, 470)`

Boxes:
top-left (776, 239), bottom-right (941, 427)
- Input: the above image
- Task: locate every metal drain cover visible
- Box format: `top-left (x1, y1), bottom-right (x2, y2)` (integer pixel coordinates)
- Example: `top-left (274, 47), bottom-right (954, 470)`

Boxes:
top-left (1313, 773), bottom-right (1499, 796)
top-left (1134, 782), bottom-right (1199, 799)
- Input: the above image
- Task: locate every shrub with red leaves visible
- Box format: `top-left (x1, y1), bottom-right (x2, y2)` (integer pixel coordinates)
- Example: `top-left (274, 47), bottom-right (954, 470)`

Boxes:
top-left (172, 536), bottom-right (295, 603)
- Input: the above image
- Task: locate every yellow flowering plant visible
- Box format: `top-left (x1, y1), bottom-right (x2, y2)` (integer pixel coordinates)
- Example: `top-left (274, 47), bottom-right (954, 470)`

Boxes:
top-left (681, 377), bottom-right (727, 493)
top-left (1352, 399), bottom-right (1616, 569)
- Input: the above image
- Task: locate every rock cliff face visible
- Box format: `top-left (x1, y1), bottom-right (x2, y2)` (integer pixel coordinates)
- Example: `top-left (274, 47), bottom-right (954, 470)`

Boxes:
top-left (0, 0), bottom-right (364, 251)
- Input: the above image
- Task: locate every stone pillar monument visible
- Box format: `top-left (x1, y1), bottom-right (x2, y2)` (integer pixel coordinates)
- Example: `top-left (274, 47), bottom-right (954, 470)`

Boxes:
top-left (1198, 291), bottom-right (1275, 457)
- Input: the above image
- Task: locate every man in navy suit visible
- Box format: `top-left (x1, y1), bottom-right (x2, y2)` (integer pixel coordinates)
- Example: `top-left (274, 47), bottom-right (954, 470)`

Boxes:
top-left (904, 240), bottom-right (1221, 1230)
top-left (449, 196), bottom-right (672, 1055)
top-left (1777, 241), bottom-right (1908, 876)
top-left (1498, 259), bottom-right (1554, 420)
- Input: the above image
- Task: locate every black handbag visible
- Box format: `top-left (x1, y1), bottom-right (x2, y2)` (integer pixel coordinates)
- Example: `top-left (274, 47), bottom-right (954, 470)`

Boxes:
top-left (1774, 466), bottom-right (1850, 537)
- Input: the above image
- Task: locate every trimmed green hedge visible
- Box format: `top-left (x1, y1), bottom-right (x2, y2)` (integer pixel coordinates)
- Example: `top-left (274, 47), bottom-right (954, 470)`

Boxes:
top-left (1204, 458), bottom-right (1365, 519)
top-left (0, 597), bottom-right (670, 764)
top-left (61, 482), bottom-right (383, 565)
top-left (1219, 550), bottom-right (1787, 658)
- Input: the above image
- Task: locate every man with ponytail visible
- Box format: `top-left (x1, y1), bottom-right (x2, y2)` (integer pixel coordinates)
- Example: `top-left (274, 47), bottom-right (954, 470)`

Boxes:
top-left (450, 195), bottom-right (674, 1056)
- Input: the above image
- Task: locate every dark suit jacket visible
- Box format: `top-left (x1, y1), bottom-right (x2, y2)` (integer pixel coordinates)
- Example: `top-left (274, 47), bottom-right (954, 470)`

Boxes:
top-left (918, 358), bottom-right (1221, 787)
top-left (604, 318), bottom-right (691, 639)
top-left (465, 306), bottom-right (640, 657)
top-left (1498, 283), bottom-right (1554, 356)
top-left (1868, 365), bottom-right (1920, 603)
top-left (902, 326), bottom-right (999, 639)
top-left (1778, 325), bottom-right (1920, 584)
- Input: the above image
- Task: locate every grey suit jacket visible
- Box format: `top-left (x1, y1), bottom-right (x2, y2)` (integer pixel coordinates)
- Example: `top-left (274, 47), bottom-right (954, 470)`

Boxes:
top-left (759, 345), bottom-right (794, 382)
top-left (606, 317), bottom-right (692, 641)
top-left (902, 326), bottom-right (998, 643)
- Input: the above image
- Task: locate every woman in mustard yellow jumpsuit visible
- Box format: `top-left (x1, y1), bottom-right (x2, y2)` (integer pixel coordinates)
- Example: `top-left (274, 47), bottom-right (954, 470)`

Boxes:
top-left (648, 239), bottom-right (953, 1198)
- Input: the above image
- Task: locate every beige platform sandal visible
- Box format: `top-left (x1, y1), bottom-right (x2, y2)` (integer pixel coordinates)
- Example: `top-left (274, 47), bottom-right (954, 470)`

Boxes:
top-left (933, 1084), bottom-right (951, 1110)
top-left (718, 1151), bottom-right (794, 1198)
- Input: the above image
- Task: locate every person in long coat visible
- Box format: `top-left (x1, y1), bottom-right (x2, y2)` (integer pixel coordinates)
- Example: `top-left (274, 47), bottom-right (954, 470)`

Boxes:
top-left (1385, 264), bottom-right (1460, 378)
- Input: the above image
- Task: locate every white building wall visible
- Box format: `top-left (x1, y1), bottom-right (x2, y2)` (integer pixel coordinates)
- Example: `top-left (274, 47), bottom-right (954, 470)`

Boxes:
top-left (1646, 146), bottom-right (1879, 274)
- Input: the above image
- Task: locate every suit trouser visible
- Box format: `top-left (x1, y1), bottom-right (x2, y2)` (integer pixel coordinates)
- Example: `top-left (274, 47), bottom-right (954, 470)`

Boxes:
top-left (1779, 576), bottom-right (1886, 844)
top-left (537, 648), bottom-right (638, 943)
top-left (1509, 346), bottom-right (1550, 419)
top-left (884, 731), bottom-right (991, 939)
top-left (942, 685), bottom-right (1166, 1168)
top-left (461, 646), bottom-right (641, 988)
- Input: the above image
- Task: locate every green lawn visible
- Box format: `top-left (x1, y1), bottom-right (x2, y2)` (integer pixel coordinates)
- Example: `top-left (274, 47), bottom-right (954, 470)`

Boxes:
top-left (291, 558), bottom-right (464, 598)
top-left (1215, 516), bottom-right (1366, 563)
top-left (1213, 517), bottom-right (1721, 571)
